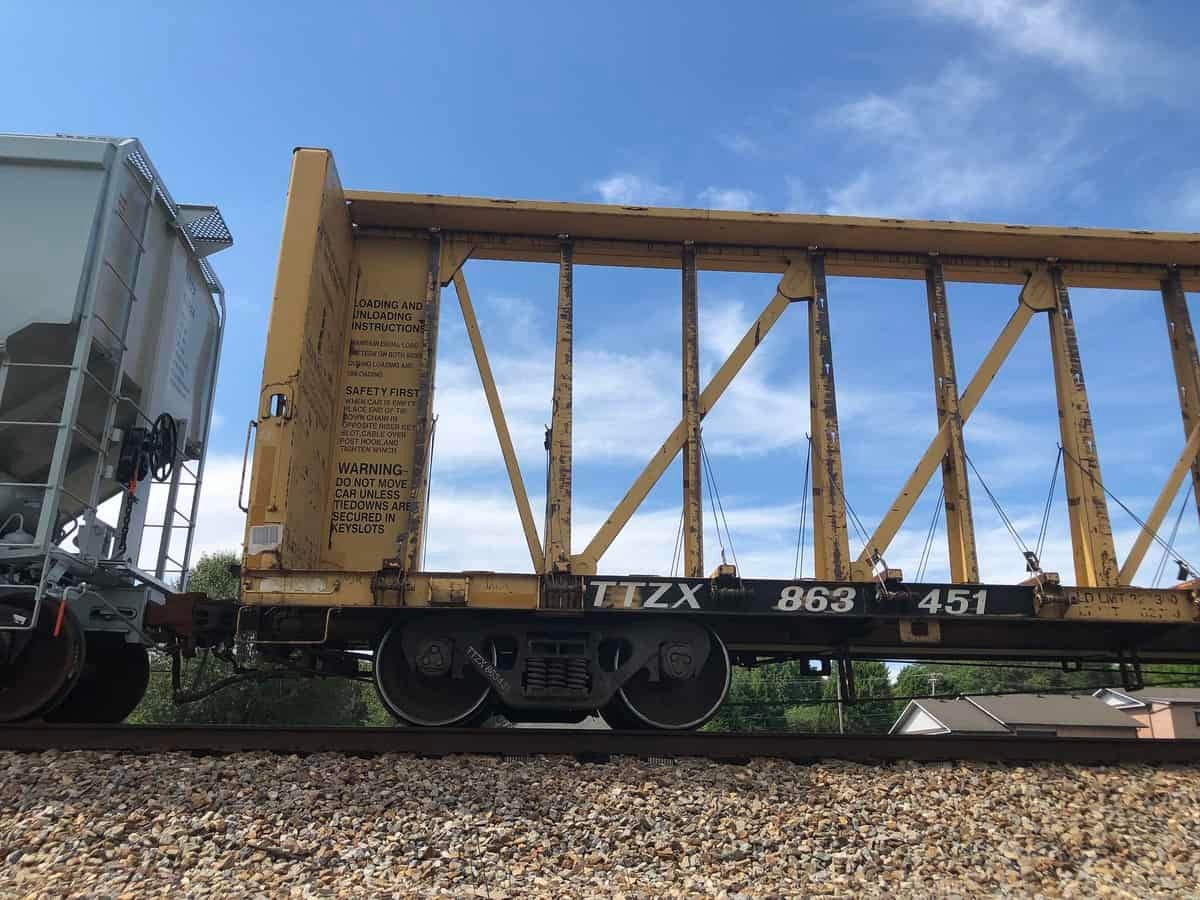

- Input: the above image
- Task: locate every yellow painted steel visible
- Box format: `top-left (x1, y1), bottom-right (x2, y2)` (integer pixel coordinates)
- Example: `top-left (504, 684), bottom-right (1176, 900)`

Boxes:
top-left (1119, 423), bottom-right (1200, 584)
top-left (925, 260), bottom-right (979, 583)
top-left (451, 270), bottom-right (545, 573)
top-left (544, 241), bottom-right (574, 573)
top-left (806, 254), bottom-right (853, 580)
top-left (681, 244), bottom-right (704, 577)
top-left (1048, 269), bottom-right (1118, 587)
top-left (858, 273), bottom-right (1056, 568)
top-left (243, 571), bottom-right (541, 609)
top-left (1056, 586), bottom-right (1199, 623)
top-left (243, 152), bottom-right (1200, 633)
top-left (344, 190), bottom-right (1200, 278)
top-left (1162, 269), bottom-right (1200, 525)
top-left (243, 149), bottom-right (355, 573)
top-left (353, 229), bottom-right (1195, 289)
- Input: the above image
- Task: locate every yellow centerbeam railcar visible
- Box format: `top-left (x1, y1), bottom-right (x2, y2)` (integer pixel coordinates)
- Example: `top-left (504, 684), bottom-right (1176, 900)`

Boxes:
top-left (236, 148), bottom-right (1200, 728)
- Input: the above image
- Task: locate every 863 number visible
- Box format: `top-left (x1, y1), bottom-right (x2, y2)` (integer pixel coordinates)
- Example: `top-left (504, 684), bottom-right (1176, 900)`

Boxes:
top-left (774, 585), bottom-right (857, 613)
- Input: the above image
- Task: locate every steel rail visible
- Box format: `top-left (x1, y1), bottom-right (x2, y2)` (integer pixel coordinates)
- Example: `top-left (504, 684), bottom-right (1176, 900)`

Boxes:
top-left (2, 725), bottom-right (1198, 764)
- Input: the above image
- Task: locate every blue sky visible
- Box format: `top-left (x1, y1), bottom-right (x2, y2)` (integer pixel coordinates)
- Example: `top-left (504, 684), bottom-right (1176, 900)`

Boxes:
top-left (7, 0), bottom-right (1200, 583)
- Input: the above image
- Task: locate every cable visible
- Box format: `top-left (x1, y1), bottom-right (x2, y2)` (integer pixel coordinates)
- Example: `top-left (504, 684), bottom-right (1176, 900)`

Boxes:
top-left (1035, 447), bottom-right (1062, 561)
top-left (916, 485), bottom-right (944, 583)
top-left (1154, 487), bottom-right (1190, 588)
top-left (669, 504), bottom-right (685, 578)
top-left (700, 436), bottom-right (739, 573)
top-left (793, 436), bottom-right (811, 580)
top-left (1060, 444), bottom-right (1200, 578)
top-left (965, 453), bottom-right (1034, 560)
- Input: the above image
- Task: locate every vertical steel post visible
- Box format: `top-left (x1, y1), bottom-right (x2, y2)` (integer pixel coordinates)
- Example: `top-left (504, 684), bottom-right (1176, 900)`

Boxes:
top-left (401, 232), bottom-right (443, 571)
top-left (1161, 269), bottom-right (1200, 527)
top-left (681, 244), bottom-right (704, 577)
top-left (807, 254), bottom-right (852, 580)
top-left (1048, 269), bottom-right (1118, 587)
top-left (544, 239), bottom-right (573, 572)
top-left (925, 260), bottom-right (980, 583)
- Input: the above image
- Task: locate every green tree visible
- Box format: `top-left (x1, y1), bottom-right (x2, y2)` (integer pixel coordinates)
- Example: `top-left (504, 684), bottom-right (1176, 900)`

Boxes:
top-left (813, 660), bottom-right (897, 734)
top-left (706, 660), bottom-right (824, 731)
top-left (890, 659), bottom-right (1158, 706)
top-left (129, 551), bottom-right (383, 726)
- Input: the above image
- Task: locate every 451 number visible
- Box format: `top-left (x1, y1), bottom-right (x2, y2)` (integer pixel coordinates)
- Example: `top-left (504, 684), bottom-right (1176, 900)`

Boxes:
top-left (774, 585), bottom-right (856, 613)
top-left (916, 588), bottom-right (988, 616)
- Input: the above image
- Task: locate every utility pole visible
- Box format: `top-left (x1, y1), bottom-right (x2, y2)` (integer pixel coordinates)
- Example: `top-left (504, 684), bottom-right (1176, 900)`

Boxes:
top-left (834, 661), bottom-right (845, 734)
top-left (927, 672), bottom-right (942, 696)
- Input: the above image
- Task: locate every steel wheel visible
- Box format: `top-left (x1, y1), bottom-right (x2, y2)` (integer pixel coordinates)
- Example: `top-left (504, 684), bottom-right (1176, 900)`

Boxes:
top-left (45, 636), bottom-right (150, 724)
top-left (0, 601), bottom-right (86, 723)
top-left (374, 622), bottom-right (494, 727)
top-left (608, 627), bottom-right (731, 730)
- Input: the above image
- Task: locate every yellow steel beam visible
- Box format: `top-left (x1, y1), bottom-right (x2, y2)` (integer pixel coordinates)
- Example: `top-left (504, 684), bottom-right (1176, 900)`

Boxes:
top-left (397, 235), bottom-right (443, 571)
top-left (345, 190), bottom-right (1200, 271)
top-left (358, 227), bottom-right (1196, 290)
top-left (681, 244), bottom-right (704, 577)
top-left (452, 270), bottom-right (545, 573)
top-left (857, 272), bottom-right (1058, 567)
top-left (1119, 423), bottom-right (1200, 584)
top-left (1048, 269), bottom-right (1118, 587)
top-left (807, 254), bottom-right (853, 580)
top-left (1161, 269), bottom-right (1200, 526)
top-left (925, 260), bottom-right (980, 582)
top-left (574, 259), bottom-right (812, 573)
top-left (544, 240), bottom-right (573, 572)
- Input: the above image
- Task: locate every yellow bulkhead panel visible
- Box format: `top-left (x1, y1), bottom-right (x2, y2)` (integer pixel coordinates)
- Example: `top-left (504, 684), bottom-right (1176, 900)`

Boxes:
top-left (325, 237), bottom-right (435, 571)
top-left (243, 149), bottom-right (355, 574)
top-left (243, 149), bottom-right (444, 605)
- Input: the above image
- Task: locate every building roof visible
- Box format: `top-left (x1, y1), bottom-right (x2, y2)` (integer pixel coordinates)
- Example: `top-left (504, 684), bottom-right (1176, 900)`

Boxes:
top-left (1093, 688), bottom-right (1146, 709)
top-left (971, 694), bottom-right (1140, 729)
top-left (1127, 687), bottom-right (1200, 705)
top-left (890, 699), bottom-right (1011, 735)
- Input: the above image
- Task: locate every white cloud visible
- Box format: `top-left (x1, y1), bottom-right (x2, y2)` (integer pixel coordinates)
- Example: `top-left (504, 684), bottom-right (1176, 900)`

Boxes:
top-left (718, 133), bottom-right (762, 157)
top-left (784, 177), bottom-right (811, 213)
top-left (1171, 171), bottom-right (1200, 229)
top-left (822, 64), bottom-right (1083, 219)
top-left (697, 187), bottom-right (757, 211)
top-left (590, 173), bottom-right (681, 206)
top-left (912, 0), bottom-right (1182, 101)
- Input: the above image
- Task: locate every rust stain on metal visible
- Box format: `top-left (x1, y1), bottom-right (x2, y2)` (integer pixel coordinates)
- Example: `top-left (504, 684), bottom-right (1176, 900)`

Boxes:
top-left (544, 240), bottom-right (573, 573)
top-left (1162, 269), bottom-right (1200, 527)
top-left (807, 253), bottom-right (852, 580)
top-left (925, 260), bottom-right (980, 583)
top-left (1049, 269), bottom-right (1118, 587)
top-left (681, 244), bottom-right (703, 577)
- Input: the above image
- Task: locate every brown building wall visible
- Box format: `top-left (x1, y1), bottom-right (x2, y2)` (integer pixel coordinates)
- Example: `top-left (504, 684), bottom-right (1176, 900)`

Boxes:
top-left (1053, 725), bottom-right (1138, 740)
top-left (1128, 704), bottom-right (1200, 739)
top-left (1127, 711), bottom-right (1156, 739)
top-left (1166, 705), bottom-right (1200, 739)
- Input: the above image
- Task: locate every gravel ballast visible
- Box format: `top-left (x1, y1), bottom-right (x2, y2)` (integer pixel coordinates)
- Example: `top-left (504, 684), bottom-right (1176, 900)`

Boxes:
top-left (1, 751), bottom-right (1198, 897)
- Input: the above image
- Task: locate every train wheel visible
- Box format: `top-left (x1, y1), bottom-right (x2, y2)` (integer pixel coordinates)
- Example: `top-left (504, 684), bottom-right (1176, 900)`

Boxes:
top-left (607, 628), bottom-right (731, 730)
top-left (374, 622), bottom-right (494, 727)
top-left (44, 636), bottom-right (150, 724)
top-left (0, 601), bottom-right (86, 723)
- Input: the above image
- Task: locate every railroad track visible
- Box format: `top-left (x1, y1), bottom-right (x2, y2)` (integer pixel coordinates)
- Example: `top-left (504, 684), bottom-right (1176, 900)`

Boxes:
top-left (2, 725), bottom-right (1199, 763)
